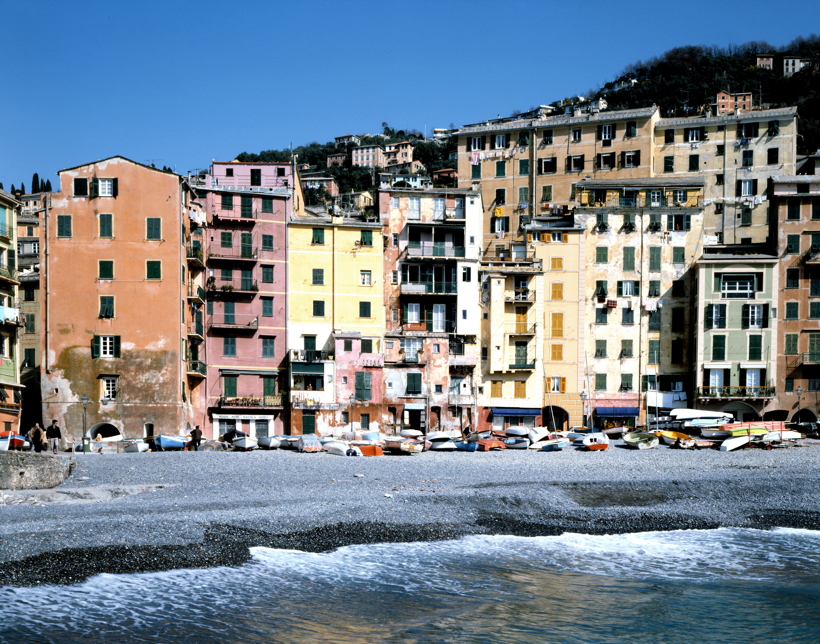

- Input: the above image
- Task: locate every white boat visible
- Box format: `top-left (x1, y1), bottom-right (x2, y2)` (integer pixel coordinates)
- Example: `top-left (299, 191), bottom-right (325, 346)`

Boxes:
top-left (400, 429), bottom-right (423, 438)
top-left (503, 437), bottom-right (529, 449)
top-left (297, 434), bottom-right (322, 453)
top-left (257, 436), bottom-right (281, 450)
top-left (233, 436), bottom-right (258, 450)
top-left (123, 440), bottom-right (148, 453)
top-left (758, 430), bottom-right (802, 443)
top-left (623, 432), bottom-right (659, 450)
top-left (429, 439), bottom-right (457, 451)
top-left (426, 431), bottom-right (452, 442)
top-left (540, 438), bottom-right (570, 451)
top-left (505, 425), bottom-right (529, 437)
top-left (155, 434), bottom-right (190, 450)
top-left (361, 431), bottom-right (386, 444)
top-left (528, 427), bottom-right (550, 444)
top-left (582, 433), bottom-right (609, 450)
top-left (720, 435), bottom-right (752, 452)
top-left (699, 427), bottom-right (733, 439)
top-left (323, 441), bottom-right (350, 456)
top-left (670, 409), bottom-right (734, 420)
top-left (601, 425), bottom-right (631, 436)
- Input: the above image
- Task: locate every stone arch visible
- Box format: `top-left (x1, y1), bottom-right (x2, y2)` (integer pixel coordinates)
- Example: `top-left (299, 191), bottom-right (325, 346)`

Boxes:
top-left (543, 405), bottom-right (569, 432)
top-left (87, 422), bottom-right (122, 440)
top-left (719, 401), bottom-right (759, 422)
top-left (791, 408), bottom-right (817, 423)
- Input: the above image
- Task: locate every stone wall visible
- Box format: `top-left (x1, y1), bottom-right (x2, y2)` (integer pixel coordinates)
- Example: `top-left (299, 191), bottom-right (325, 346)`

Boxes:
top-left (0, 453), bottom-right (75, 490)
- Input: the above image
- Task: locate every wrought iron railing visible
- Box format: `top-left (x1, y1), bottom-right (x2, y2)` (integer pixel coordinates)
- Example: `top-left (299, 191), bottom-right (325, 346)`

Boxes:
top-left (696, 386), bottom-right (776, 399)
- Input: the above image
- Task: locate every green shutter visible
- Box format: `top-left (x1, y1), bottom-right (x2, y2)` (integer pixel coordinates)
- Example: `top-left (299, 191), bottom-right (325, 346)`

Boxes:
top-left (92, 335), bottom-right (101, 358)
top-left (224, 376), bottom-right (237, 397)
top-left (713, 335), bottom-right (726, 361)
top-left (623, 247), bottom-right (635, 271)
top-left (749, 335), bottom-right (762, 361)
top-left (312, 228), bottom-right (324, 244)
top-left (147, 261), bottom-right (161, 279)
top-left (648, 340), bottom-right (660, 364)
top-left (361, 230), bottom-right (373, 246)
top-left (673, 247), bottom-right (685, 264)
top-left (785, 334), bottom-right (798, 354)
top-left (113, 336), bottom-right (121, 358)
top-left (57, 215), bottom-right (72, 237)
top-left (241, 195), bottom-right (253, 218)
top-left (649, 247), bottom-right (661, 272)
top-left (100, 214), bottom-right (112, 237)
top-left (99, 260), bottom-right (113, 279)
top-left (617, 281), bottom-right (623, 297)
top-left (263, 377), bottom-right (276, 396)
top-left (91, 177), bottom-right (99, 197)
top-left (596, 247), bottom-right (608, 263)
top-left (262, 198), bottom-right (273, 213)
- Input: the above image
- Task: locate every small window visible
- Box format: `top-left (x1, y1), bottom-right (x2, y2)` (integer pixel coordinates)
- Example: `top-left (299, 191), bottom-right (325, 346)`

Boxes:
top-left (312, 228), bottom-right (325, 244)
top-left (571, 128), bottom-right (582, 142)
top-left (102, 376), bottom-right (118, 399)
top-left (541, 185), bottom-right (553, 202)
top-left (688, 154), bottom-right (699, 171)
top-left (261, 198), bottom-right (273, 213)
top-left (664, 129), bottom-right (675, 144)
top-left (768, 148), bottom-right (779, 165)
top-left (596, 247), bottom-right (608, 263)
top-left (261, 297), bottom-right (273, 317)
top-left (785, 302), bottom-right (799, 319)
top-left (313, 300), bottom-right (325, 317)
top-left (360, 230), bottom-right (373, 246)
top-left (250, 169), bottom-right (262, 186)
top-left (786, 268), bottom-right (800, 288)
top-left (673, 247), bottom-right (685, 264)
top-left (716, 144), bottom-right (725, 156)
top-left (261, 337), bottom-right (275, 358)
top-left (57, 215), bottom-right (72, 237)
top-left (146, 218), bottom-right (161, 240)
top-left (99, 213), bottom-right (113, 238)
top-left (362, 339), bottom-right (373, 353)
top-left (99, 296), bottom-right (114, 319)
top-left (742, 150), bottom-right (754, 167)
top-left (625, 121), bottom-right (637, 137)
top-left (519, 159), bottom-right (530, 175)
top-left (221, 193), bottom-right (233, 209)
top-left (664, 156), bottom-right (674, 173)
top-left (225, 168), bottom-right (234, 177)
top-left (146, 260), bottom-right (161, 280)
top-left (312, 268), bottom-right (324, 285)
top-left (495, 161), bottom-right (506, 178)
top-left (262, 266), bottom-right (274, 283)
top-left (542, 129), bottom-right (553, 145)
top-left (262, 234), bottom-right (274, 251)
top-left (223, 337), bottom-right (236, 357)
top-left (73, 178), bottom-right (88, 197)
top-left (98, 260), bottom-right (114, 280)
top-left (595, 374), bottom-right (606, 391)
top-left (495, 189), bottom-right (506, 205)
top-left (787, 234), bottom-right (801, 254)
top-left (359, 301), bottom-right (371, 318)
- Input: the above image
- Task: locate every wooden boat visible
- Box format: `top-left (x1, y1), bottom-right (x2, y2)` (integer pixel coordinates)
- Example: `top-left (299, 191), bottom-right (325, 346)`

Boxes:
top-left (257, 436), bottom-right (281, 450)
top-left (123, 440), bottom-right (149, 453)
top-left (233, 436), bottom-right (258, 450)
top-left (362, 431), bottom-right (386, 444)
top-left (477, 438), bottom-right (506, 451)
top-left (426, 431), bottom-right (452, 442)
top-left (323, 441), bottom-right (350, 456)
top-left (503, 437), bottom-right (530, 450)
top-left (429, 439), bottom-right (457, 451)
top-left (528, 427), bottom-right (550, 444)
top-left (699, 427), bottom-right (733, 439)
top-left (0, 431), bottom-right (25, 451)
top-left (601, 425), bottom-right (631, 436)
top-left (358, 444), bottom-right (384, 457)
top-left (670, 409), bottom-right (734, 420)
top-left (455, 440), bottom-right (479, 452)
top-left (384, 437), bottom-right (423, 454)
top-left (400, 429), bottom-right (423, 438)
top-left (155, 434), bottom-right (190, 450)
top-left (277, 436), bottom-right (299, 450)
top-left (297, 434), bottom-right (322, 453)
top-left (567, 426), bottom-right (593, 439)
top-left (720, 435), bottom-right (752, 452)
top-left (540, 438), bottom-right (570, 452)
top-left (200, 440), bottom-right (225, 451)
top-left (757, 430), bottom-right (802, 443)
top-left (723, 426), bottom-right (768, 437)
top-left (505, 425), bottom-right (529, 437)
top-left (657, 430), bottom-right (695, 445)
top-left (582, 433), bottom-right (609, 451)
top-left (623, 432), bottom-right (659, 449)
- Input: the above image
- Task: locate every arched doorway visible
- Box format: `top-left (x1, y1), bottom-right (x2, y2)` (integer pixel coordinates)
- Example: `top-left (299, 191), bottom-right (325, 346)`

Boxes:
top-left (720, 402), bottom-right (760, 422)
top-left (543, 406), bottom-right (568, 432)
top-left (791, 408), bottom-right (817, 423)
top-left (87, 422), bottom-right (122, 440)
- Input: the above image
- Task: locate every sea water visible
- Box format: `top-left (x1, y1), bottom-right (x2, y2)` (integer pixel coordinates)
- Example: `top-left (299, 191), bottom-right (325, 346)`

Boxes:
top-left (2, 528), bottom-right (820, 643)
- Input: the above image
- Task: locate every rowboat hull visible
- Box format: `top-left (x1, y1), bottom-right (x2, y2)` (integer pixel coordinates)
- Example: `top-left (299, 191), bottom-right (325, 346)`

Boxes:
top-left (582, 433), bottom-right (610, 450)
top-left (323, 441), bottom-right (350, 456)
top-left (233, 437), bottom-right (258, 450)
top-left (658, 431), bottom-right (694, 445)
top-left (358, 444), bottom-right (384, 457)
top-left (155, 435), bottom-right (190, 450)
top-left (477, 439), bottom-right (506, 451)
top-left (257, 436), bottom-right (281, 450)
top-left (124, 441), bottom-right (149, 453)
top-left (503, 438), bottom-right (530, 450)
top-left (540, 438), bottom-right (570, 451)
top-left (623, 433), bottom-right (659, 449)
top-left (720, 435), bottom-right (752, 451)
top-left (455, 440), bottom-right (479, 452)
top-left (429, 440), bottom-right (457, 451)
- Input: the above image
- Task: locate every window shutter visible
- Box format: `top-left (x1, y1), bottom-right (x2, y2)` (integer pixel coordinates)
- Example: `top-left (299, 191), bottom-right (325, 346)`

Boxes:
top-left (355, 372), bottom-right (365, 400)
top-left (7, 250), bottom-right (15, 270)
top-left (565, 156), bottom-right (571, 172)
top-left (752, 179), bottom-right (758, 195)
top-left (112, 178), bottom-right (118, 197)
top-left (736, 180), bottom-right (743, 197)
top-left (683, 128), bottom-right (690, 141)
top-left (562, 233), bottom-right (568, 243)
top-left (634, 151), bottom-right (640, 166)
top-left (617, 281), bottom-right (623, 297)
top-left (113, 336), bottom-right (121, 357)
top-left (402, 303), bottom-right (408, 323)
top-left (596, 125), bottom-right (603, 140)
top-left (595, 154), bottom-right (601, 169)
top-left (619, 152), bottom-right (625, 168)
top-left (741, 304), bottom-right (750, 329)
top-left (705, 304), bottom-right (713, 330)
top-left (480, 136), bottom-right (486, 150)
top-left (755, 273), bottom-right (763, 291)
top-left (465, 137), bottom-right (471, 152)
top-left (364, 372), bottom-right (372, 400)
top-left (560, 377), bottom-right (566, 393)
top-left (762, 304), bottom-right (769, 328)
top-left (752, 123), bottom-right (759, 137)
top-left (91, 177), bottom-right (99, 197)
top-left (578, 154), bottom-right (584, 168)
top-left (714, 273), bottom-right (722, 293)
top-left (92, 335), bottom-right (101, 358)
top-left (737, 124), bottom-right (744, 138)
top-left (667, 214), bottom-right (673, 231)
top-left (699, 126), bottom-right (706, 140)
top-left (426, 308), bottom-right (432, 331)
top-left (633, 281), bottom-right (640, 296)
top-left (504, 134), bottom-right (510, 148)
top-left (611, 123), bottom-right (617, 138)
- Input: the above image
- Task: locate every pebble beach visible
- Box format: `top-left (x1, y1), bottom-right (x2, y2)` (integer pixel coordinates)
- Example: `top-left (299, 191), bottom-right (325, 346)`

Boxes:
top-left (2, 441), bottom-right (819, 587)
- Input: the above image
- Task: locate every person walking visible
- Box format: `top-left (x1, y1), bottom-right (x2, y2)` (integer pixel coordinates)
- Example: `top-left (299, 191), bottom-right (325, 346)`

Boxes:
top-left (29, 423), bottom-right (46, 453)
top-left (189, 425), bottom-right (203, 451)
top-left (46, 420), bottom-right (62, 454)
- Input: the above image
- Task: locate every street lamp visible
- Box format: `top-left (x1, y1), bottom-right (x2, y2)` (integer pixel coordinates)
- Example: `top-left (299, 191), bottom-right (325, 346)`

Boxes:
top-left (349, 394), bottom-right (356, 435)
top-left (796, 386), bottom-right (804, 424)
top-left (81, 394), bottom-right (89, 453)
top-left (580, 390), bottom-right (588, 428)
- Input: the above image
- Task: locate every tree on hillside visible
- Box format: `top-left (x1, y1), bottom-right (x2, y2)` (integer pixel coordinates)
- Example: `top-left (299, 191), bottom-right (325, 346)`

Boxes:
top-left (31, 173), bottom-right (39, 193)
top-left (10, 185), bottom-right (15, 194)
top-left (19, 183), bottom-right (25, 194)
top-left (44, 179), bottom-right (52, 192)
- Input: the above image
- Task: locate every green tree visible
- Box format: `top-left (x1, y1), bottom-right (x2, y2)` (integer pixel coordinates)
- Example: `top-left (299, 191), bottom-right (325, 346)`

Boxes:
top-left (19, 183), bottom-right (25, 194)
top-left (44, 179), bottom-right (52, 192)
top-left (31, 173), bottom-right (39, 193)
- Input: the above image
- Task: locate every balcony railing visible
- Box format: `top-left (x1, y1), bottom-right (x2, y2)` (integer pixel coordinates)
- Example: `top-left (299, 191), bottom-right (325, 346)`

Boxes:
top-left (186, 360), bottom-right (206, 377)
top-left (431, 209), bottom-right (465, 222)
top-left (217, 394), bottom-right (283, 408)
top-left (509, 360), bottom-right (536, 370)
top-left (448, 393), bottom-right (476, 406)
top-left (579, 193), bottom-right (704, 209)
top-left (406, 242), bottom-right (465, 258)
top-left (208, 278), bottom-right (258, 294)
top-left (400, 281), bottom-right (457, 294)
top-left (214, 207), bottom-right (258, 220)
top-left (787, 353), bottom-right (820, 370)
top-left (802, 246), bottom-right (820, 264)
top-left (696, 386), bottom-right (776, 399)
top-left (290, 349), bottom-right (333, 362)
top-left (188, 321), bottom-right (204, 340)
top-left (506, 323), bottom-right (536, 335)
top-left (0, 265), bottom-right (19, 282)
top-left (207, 313), bottom-right (259, 330)
top-left (208, 247), bottom-right (258, 261)
top-left (186, 245), bottom-right (205, 267)
top-left (505, 289), bottom-right (534, 302)
top-left (187, 286), bottom-right (205, 303)
top-left (0, 306), bottom-right (23, 326)
top-left (449, 353), bottom-right (477, 366)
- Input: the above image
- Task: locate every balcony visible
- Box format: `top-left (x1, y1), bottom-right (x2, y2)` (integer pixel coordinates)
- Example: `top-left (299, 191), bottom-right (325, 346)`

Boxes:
top-left (803, 246), bottom-right (820, 265)
top-left (696, 386), bottom-right (776, 400)
top-left (481, 256), bottom-right (542, 272)
top-left (449, 353), bottom-right (477, 367)
top-left (506, 322), bottom-right (536, 335)
top-left (509, 360), bottom-right (536, 370)
top-left (216, 394), bottom-right (283, 408)
top-left (213, 207), bottom-right (258, 221)
top-left (405, 242), bottom-right (465, 259)
top-left (290, 390), bottom-right (338, 409)
top-left (207, 278), bottom-right (258, 296)
top-left (187, 321), bottom-right (204, 341)
top-left (400, 281), bottom-right (457, 295)
top-left (186, 360), bottom-right (206, 378)
top-left (787, 353), bottom-right (820, 370)
top-left (0, 306), bottom-right (23, 327)
top-left (578, 193), bottom-right (703, 209)
top-left (431, 209), bottom-right (465, 223)
top-left (207, 313), bottom-right (259, 331)
top-left (0, 222), bottom-right (10, 241)
top-left (187, 285), bottom-right (205, 304)
top-left (448, 393), bottom-right (476, 406)
top-left (505, 289), bottom-right (534, 303)
top-left (186, 245), bottom-right (205, 269)
top-left (208, 247), bottom-right (258, 262)
top-left (0, 265), bottom-right (20, 285)
top-left (289, 349), bottom-right (333, 362)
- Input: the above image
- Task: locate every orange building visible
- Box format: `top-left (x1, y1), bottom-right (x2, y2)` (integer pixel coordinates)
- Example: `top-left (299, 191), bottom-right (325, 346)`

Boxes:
top-left (40, 157), bottom-right (205, 443)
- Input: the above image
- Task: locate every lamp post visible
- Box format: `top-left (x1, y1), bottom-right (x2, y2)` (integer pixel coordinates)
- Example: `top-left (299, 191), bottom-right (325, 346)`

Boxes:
top-left (580, 390), bottom-right (588, 428)
top-left (796, 386), bottom-right (804, 424)
top-left (349, 393), bottom-right (355, 435)
top-left (81, 394), bottom-right (89, 453)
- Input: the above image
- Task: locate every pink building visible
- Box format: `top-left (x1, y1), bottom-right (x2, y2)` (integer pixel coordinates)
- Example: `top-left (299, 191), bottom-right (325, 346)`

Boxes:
top-left (196, 161), bottom-right (294, 439)
top-left (327, 153), bottom-right (346, 167)
top-left (352, 145), bottom-right (385, 168)
top-left (716, 91), bottom-right (753, 114)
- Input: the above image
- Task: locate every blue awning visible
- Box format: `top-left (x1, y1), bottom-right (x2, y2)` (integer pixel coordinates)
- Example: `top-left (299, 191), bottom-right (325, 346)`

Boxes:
top-left (595, 406), bottom-right (639, 417)
top-left (490, 407), bottom-right (541, 416)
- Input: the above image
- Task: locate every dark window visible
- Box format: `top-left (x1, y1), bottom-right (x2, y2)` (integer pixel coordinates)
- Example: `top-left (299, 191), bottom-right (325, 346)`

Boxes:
top-left (495, 189), bottom-right (506, 205)
top-left (360, 230), bottom-right (373, 246)
top-left (742, 150), bottom-right (754, 167)
top-left (622, 308), bottom-right (634, 324)
top-left (261, 297), bottom-right (273, 317)
top-left (595, 308), bottom-right (608, 324)
top-left (471, 164), bottom-right (481, 179)
top-left (542, 130), bottom-right (553, 145)
top-left (312, 269), bottom-right (324, 285)
top-left (786, 234), bottom-right (801, 254)
top-left (359, 301), bottom-right (372, 318)
top-left (313, 300), bottom-right (325, 317)
top-left (57, 215), bottom-right (72, 237)
top-left (250, 169), bottom-right (261, 186)
top-left (312, 228), bottom-right (325, 244)
top-left (716, 174), bottom-right (724, 185)
top-left (277, 167), bottom-right (286, 177)
top-left (786, 268), bottom-right (800, 288)
top-left (361, 339), bottom-right (373, 353)
top-left (595, 340), bottom-right (607, 358)
top-left (664, 156), bottom-right (674, 173)
top-left (262, 266), bottom-right (274, 283)
top-left (673, 247), bottom-right (685, 264)
top-left (146, 218), bottom-right (161, 240)
top-left (223, 338), bottom-right (236, 357)
top-left (225, 168), bottom-right (234, 177)
top-left (621, 340), bottom-right (633, 357)
top-left (786, 302), bottom-right (799, 319)
top-left (671, 308), bottom-right (685, 332)
top-left (355, 372), bottom-right (372, 401)
top-left (689, 154), bottom-right (699, 171)
top-left (748, 335), bottom-right (762, 361)
top-left (648, 340), bottom-right (660, 364)
top-left (99, 214), bottom-right (113, 238)
top-left (100, 296), bottom-right (114, 319)
top-left (625, 121), bottom-right (637, 137)
top-left (648, 310), bottom-right (661, 331)
top-left (813, 199), bottom-right (820, 220)
top-left (406, 373), bottom-right (422, 395)
top-left (768, 148), bottom-right (779, 165)
top-left (664, 129), bottom-right (675, 144)
top-left (811, 302), bottom-right (820, 319)
top-left (241, 196), bottom-right (253, 218)
top-left (539, 157), bottom-right (557, 174)
top-left (519, 159), bottom-right (530, 175)
top-left (262, 234), bottom-right (274, 251)
top-left (716, 144), bottom-right (725, 156)
top-left (146, 261), bottom-right (161, 280)
top-left (73, 178), bottom-right (88, 196)
top-left (98, 260), bottom-right (113, 280)
top-left (788, 201), bottom-right (801, 220)
top-left (672, 280), bottom-right (685, 297)
top-left (221, 193), bottom-right (233, 209)
top-left (24, 288), bottom-right (34, 301)
top-left (671, 339), bottom-right (684, 364)
top-left (595, 374), bottom-right (607, 390)
top-left (712, 335), bottom-right (726, 361)
top-left (785, 378), bottom-right (794, 392)
top-left (811, 272), bottom-right (820, 296)
top-left (261, 198), bottom-right (273, 213)
top-left (649, 280), bottom-right (660, 297)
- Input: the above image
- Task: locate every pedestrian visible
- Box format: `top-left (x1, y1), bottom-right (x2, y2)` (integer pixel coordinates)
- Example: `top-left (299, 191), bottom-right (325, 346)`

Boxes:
top-left (190, 425), bottom-right (202, 451)
top-left (46, 420), bottom-right (62, 454)
top-left (29, 423), bottom-right (46, 453)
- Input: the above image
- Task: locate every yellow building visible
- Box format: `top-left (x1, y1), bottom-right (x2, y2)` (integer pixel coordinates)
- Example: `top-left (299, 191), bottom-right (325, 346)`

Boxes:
top-left (286, 213), bottom-right (384, 434)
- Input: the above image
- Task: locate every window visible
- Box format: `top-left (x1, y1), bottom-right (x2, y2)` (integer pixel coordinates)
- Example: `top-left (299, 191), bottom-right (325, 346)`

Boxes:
top-left (490, 380), bottom-right (502, 397)
top-left (99, 296), bottom-right (114, 318)
top-left (99, 213), bottom-right (113, 238)
top-left (648, 340), bottom-right (660, 364)
top-left (551, 257), bottom-right (563, 270)
top-left (596, 247), bottom-right (608, 263)
top-left (471, 164), bottom-right (481, 179)
top-left (24, 288), bottom-right (34, 302)
top-left (785, 378), bottom-right (794, 392)
top-left (225, 168), bottom-right (234, 178)
top-left (785, 334), bottom-right (798, 354)
top-left (312, 268), bottom-right (324, 285)
top-left (494, 134), bottom-right (508, 149)
top-left (513, 380), bottom-right (526, 398)
top-left (595, 374), bottom-right (606, 390)
top-left (705, 304), bottom-right (727, 329)
top-left (712, 335), bottom-right (726, 361)
top-left (648, 280), bottom-right (660, 297)
top-left (261, 198), bottom-right (273, 213)
top-left (786, 302), bottom-right (799, 319)
top-left (354, 372), bottom-right (373, 401)
top-left (768, 120), bottom-right (780, 136)
top-left (671, 339), bottom-right (684, 365)
top-left (688, 154), bottom-right (699, 171)
top-left (23, 348), bottom-right (35, 368)
top-left (686, 128), bottom-right (702, 143)
top-left (787, 235), bottom-right (801, 254)
top-left (742, 150), bottom-right (754, 167)
top-left (717, 144), bottom-right (725, 156)
top-left (470, 136), bottom-right (484, 151)
top-left (312, 228), bottom-right (325, 244)
top-left (617, 280), bottom-right (636, 296)
top-left (360, 230), bottom-right (373, 246)
top-left (621, 374), bottom-right (633, 391)
top-left (262, 265), bottom-right (274, 283)
top-left (249, 168), bottom-right (261, 187)
top-left (569, 155), bottom-right (584, 172)
top-left (621, 339), bottom-right (633, 358)
top-left (648, 310), bottom-right (661, 331)
top-left (102, 376), bottom-right (118, 400)
top-left (92, 335), bottom-right (121, 358)
top-left (360, 270), bottom-right (372, 287)
top-left (673, 247), bottom-right (685, 264)
top-left (262, 234), bottom-right (274, 251)
top-left (462, 267), bottom-right (472, 282)
top-left (740, 179), bottom-right (757, 197)
top-left (716, 173), bottom-right (724, 186)
top-left (493, 215), bottom-right (509, 233)
top-left (313, 301), bottom-right (325, 317)
top-left (595, 308), bottom-right (608, 324)
top-left (261, 297), bottom-right (273, 317)
top-left (595, 280), bottom-right (608, 298)
top-left (495, 189), bottom-right (506, 205)
top-left (146, 261), bottom-right (161, 280)
top-left (539, 157), bottom-right (557, 174)
top-left (362, 339), bottom-right (373, 353)
top-left (787, 200), bottom-right (801, 220)
top-left (622, 308), bottom-right (634, 324)
top-left (261, 337), bottom-right (275, 358)
top-left (407, 373), bottom-right (422, 395)
top-left (623, 150), bottom-right (640, 168)
top-left (664, 156), bottom-right (674, 173)
top-left (223, 337), bottom-right (236, 357)
top-left (595, 340), bottom-right (607, 358)
top-left (664, 129), bottom-right (675, 144)
top-left (572, 128), bottom-right (581, 142)
top-left (73, 178), bottom-right (88, 196)
top-left (359, 301), bottom-right (371, 318)
top-left (748, 335), bottom-right (762, 361)
top-left (811, 302), bottom-right (820, 319)
top-left (57, 215), bottom-right (72, 237)
top-left (220, 232), bottom-right (232, 248)
top-left (551, 282), bottom-right (563, 300)
top-left (625, 121), bottom-right (637, 138)
top-left (811, 272), bottom-right (820, 297)
top-left (240, 196), bottom-right (253, 218)
top-left (551, 344), bottom-right (563, 361)
top-left (542, 130), bottom-right (553, 145)
top-left (519, 159), bottom-right (530, 175)
top-left (221, 193), bottom-right (233, 210)
top-left (407, 303), bottom-right (420, 324)
top-left (649, 247), bottom-right (661, 272)
top-left (768, 148), bottom-right (779, 165)
top-left (596, 153), bottom-right (616, 170)
top-left (518, 187), bottom-right (530, 204)
top-left (786, 268), bottom-right (800, 288)
top-left (672, 280), bottom-right (685, 298)
top-left (619, 246), bottom-right (635, 272)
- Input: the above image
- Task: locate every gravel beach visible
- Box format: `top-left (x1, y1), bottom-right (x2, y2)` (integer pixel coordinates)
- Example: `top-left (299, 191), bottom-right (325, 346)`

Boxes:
top-left (1, 441), bottom-right (819, 586)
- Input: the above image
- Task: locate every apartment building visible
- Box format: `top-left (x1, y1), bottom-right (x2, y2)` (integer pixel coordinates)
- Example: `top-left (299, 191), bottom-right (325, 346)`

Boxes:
top-left (287, 212), bottom-right (384, 435)
top-left (41, 157), bottom-right (203, 442)
top-left (693, 247), bottom-right (778, 421)
top-left (770, 175), bottom-right (820, 422)
top-left (195, 161), bottom-right (294, 439)
top-left (384, 141), bottom-right (414, 169)
top-left (653, 107), bottom-right (798, 244)
top-left (326, 153), bottom-right (346, 167)
top-left (352, 145), bottom-right (385, 168)
top-left (575, 178), bottom-right (705, 426)
top-left (716, 91), bottom-right (752, 115)
top-left (0, 189), bottom-right (23, 434)
top-left (378, 183), bottom-right (481, 435)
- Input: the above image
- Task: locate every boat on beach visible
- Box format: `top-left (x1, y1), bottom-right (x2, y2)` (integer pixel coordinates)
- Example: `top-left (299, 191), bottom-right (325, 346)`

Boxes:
top-left (623, 432), bottom-right (659, 450)
top-left (323, 441), bottom-right (350, 456)
top-left (233, 436), bottom-right (258, 450)
top-left (654, 431), bottom-right (695, 446)
top-left (720, 435), bottom-right (753, 452)
top-left (123, 440), bottom-right (149, 453)
top-left (582, 433), bottom-right (609, 451)
top-left (297, 434), bottom-right (322, 453)
top-left (540, 438), bottom-right (570, 451)
top-left (154, 434), bottom-right (190, 450)
top-left (257, 436), bottom-right (281, 450)
top-left (477, 438), bottom-right (506, 451)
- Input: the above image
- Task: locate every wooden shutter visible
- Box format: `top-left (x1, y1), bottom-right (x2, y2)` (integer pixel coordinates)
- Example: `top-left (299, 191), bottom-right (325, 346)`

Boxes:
top-left (617, 281), bottom-right (623, 297)
top-left (113, 336), bottom-right (121, 358)
top-left (560, 377), bottom-right (566, 393)
top-left (355, 372), bottom-right (365, 400)
top-left (112, 178), bottom-right (118, 197)
top-left (578, 154), bottom-right (584, 169)
top-left (752, 179), bottom-right (758, 195)
top-left (92, 335), bottom-right (101, 358)
top-left (762, 304), bottom-right (769, 328)
top-left (596, 125), bottom-right (603, 140)
top-left (565, 156), bottom-right (571, 172)
top-left (634, 151), bottom-right (640, 166)
top-left (465, 136), bottom-right (471, 152)
top-left (562, 233), bottom-right (568, 243)
top-left (503, 134), bottom-right (510, 148)
top-left (633, 281), bottom-right (640, 296)
top-left (595, 154), bottom-right (601, 169)
top-left (705, 304), bottom-right (713, 330)
top-left (741, 304), bottom-right (750, 329)
top-left (480, 136), bottom-right (486, 150)
top-left (619, 152), bottom-right (625, 168)
top-left (91, 177), bottom-right (99, 197)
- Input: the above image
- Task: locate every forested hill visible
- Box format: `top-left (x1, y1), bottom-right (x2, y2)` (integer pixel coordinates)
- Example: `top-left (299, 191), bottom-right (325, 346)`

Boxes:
top-left (593, 36), bottom-right (820, 154)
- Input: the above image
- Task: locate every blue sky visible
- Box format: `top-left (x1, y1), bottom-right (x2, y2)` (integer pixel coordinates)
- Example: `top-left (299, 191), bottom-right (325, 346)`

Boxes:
top-left (0, 0), bottom-right (815, 188)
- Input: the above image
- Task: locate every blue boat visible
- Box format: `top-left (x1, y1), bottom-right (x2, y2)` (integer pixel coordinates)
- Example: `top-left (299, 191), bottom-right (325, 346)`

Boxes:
top-left (454, 440), bottom-right (479, 452)
top-left (540, 438), bottom-right (570, 452)
top-left (155, 434), bottom-right (190, 450)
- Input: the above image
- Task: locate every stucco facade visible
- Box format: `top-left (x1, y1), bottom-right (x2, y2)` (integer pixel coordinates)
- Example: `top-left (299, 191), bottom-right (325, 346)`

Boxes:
top-left (0, 189), bottom-right (23, 434)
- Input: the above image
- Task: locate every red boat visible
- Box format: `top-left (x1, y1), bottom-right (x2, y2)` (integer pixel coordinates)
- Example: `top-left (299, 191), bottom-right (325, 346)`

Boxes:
top-left (0, 430), bottom-right (26, 450)
top-left (358, 444), bottom-right (384, 457)
top-left (477, 439), bottom-right (506, 451)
